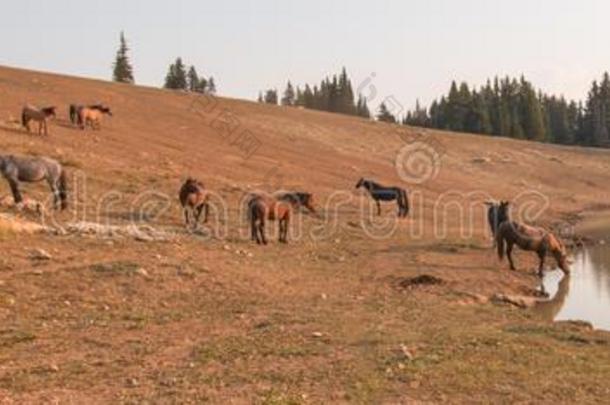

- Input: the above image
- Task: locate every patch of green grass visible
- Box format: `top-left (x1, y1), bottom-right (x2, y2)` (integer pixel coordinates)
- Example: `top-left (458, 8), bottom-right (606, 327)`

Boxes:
top-left (89, 261), bottom-right (140, 276)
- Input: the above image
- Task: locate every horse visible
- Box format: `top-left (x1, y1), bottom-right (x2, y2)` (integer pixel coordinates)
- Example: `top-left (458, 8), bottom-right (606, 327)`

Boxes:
top-left (21, 105), bottom-right (57, 135)
top-left (496, 221), bottom-right (570, 277)
top-left (0, 155), bottom-right (68, 210)
top-left (179, 178), bottom-right (209, 230)
top-left (485, 200), bottom-right (510, 246)
top-left (79, 105), bottom-right (112, 130)
top-left (70, 104), bottom-right (111, 126)
top-left (278, 191), bottom-right (317, 214)
top-left (247, 194), bottom-right (297, 245)
top-left (355, 178), bottom-right (409, 217)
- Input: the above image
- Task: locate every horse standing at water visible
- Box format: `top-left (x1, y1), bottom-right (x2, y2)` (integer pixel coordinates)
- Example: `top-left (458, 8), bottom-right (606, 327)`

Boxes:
top-left (355, 178), bottom-right (409, 217)
top-left (496, 221), bottom-right (570, 277)
top-left (79, 105), bottom-right (112, 130)
top-left (21, 105), bottom-right (57, 135)
top-left (0, 155), bottom-right (68, 210)
top-left (179, 178), bottom-right (210, 230)
top-left (247, 194), bottom-right (297, 245)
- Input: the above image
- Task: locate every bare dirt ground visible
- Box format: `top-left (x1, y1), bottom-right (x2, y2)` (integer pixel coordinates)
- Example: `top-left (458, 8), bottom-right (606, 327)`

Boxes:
top-left (0, 65), bottom-right (609, 404)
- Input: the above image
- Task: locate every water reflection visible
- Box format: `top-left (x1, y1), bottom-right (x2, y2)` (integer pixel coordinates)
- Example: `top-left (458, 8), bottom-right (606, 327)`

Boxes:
top-left (537, 244), bottom-right (610, 330)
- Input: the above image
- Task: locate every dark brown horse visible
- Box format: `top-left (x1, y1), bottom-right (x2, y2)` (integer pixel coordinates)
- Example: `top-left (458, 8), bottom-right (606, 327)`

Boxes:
top-left (247, 194), bottom-right (297, 245)
top-left (278, 192), bottom-right (317, 214)
top-left (497, 221), bottom-right (570, 277)
top-left (22, 105), bottom-right (57, 135)
top-left (179, 178), bottom-right (209, 230)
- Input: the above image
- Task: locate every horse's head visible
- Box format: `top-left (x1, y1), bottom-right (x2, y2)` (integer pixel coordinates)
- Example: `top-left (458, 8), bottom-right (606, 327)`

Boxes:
top-left (355, 178), bottom-right (365, 189)
top-left (549, 234), bottom-right (571, 274)
top-left (44, 106), bottom-right (57, 118)
top-left (299, 192), bottom-right (316, 214)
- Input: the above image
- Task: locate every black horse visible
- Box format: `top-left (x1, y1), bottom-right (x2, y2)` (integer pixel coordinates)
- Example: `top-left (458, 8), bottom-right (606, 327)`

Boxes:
top-left (485, 200), bottom-right (510, 244)
top-left (356, 178), bottom-right (409, 217)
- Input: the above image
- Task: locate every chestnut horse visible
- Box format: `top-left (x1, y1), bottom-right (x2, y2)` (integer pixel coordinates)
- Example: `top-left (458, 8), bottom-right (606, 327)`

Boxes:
top-left (21, 105), bottom-right (57, 135)
top-left (496, 221), bottom-right (570, 277)
top-left (247, 194), bottom-right (297, 245)
top-left (179, 178), bottom-right (209, 230)
top-left (79, 105), bottom-right (112, 130)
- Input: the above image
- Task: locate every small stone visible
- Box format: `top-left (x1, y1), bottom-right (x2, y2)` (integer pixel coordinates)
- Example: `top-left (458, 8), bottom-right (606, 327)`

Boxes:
top-left (246, 252), bottom-right (254, 258)
top-left (399, 344), bottom-right (414, 361)
top-left (49, 364), bottom-right (59, 373)
top-left (223, 244), bottom-right (231, 251)
top-left (321, 293), bottom-right (328, 300)
top-left (64, 300), bottom-right (71, 307)
top-left (29, 248), bottom-right (52, 261)
top-left (135, 268), bottom-right (149, 278)
top-left (312, 332), bottom-right (324, 338)
top-left (126, 378), bottom-right (139, 387)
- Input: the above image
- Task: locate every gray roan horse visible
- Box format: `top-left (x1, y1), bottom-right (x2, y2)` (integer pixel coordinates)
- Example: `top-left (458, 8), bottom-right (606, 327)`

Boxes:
top-left (0, 155), bottom-right (68, 210)
top-left (22, 105), bottom-right (57, 135)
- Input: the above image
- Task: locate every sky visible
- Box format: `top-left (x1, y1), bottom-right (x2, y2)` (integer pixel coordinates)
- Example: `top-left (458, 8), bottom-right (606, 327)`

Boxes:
top-left (1, 0), bottom-right (609, 113)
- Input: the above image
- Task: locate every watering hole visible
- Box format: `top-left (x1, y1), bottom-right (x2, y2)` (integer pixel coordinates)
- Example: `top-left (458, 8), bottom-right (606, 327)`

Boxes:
top-left (536, 244), bottom-right (610, 330)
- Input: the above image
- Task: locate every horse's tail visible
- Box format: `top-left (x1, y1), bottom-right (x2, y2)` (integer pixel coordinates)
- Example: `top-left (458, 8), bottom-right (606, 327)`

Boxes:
top-left (59, 169), bottom-right (68, 210)
top-left (21, 108), bottom-right (27, 128)
top-left (401, 188), bottom-right (409, 216)
top-left (496, 230), bottom-right (505, 261)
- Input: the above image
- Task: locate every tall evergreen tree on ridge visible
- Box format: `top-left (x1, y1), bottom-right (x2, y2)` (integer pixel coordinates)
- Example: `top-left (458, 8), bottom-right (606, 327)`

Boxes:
top-left (281, 81), bottom-right (296, 106)
top-left (377, 102), bottom-right (396, 123)
top-left (112, 31), bottom-right (134, 84)
top-left (164, 57), bottom-right (187, 90)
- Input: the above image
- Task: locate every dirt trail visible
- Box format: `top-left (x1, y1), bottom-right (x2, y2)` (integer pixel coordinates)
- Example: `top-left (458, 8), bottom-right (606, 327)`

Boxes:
top-left (0, 65), bottom-right (609, 403)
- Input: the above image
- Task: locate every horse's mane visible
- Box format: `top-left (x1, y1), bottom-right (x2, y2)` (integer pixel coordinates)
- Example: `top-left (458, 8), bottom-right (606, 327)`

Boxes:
top-left (42, 106), bottom-right (56, 115)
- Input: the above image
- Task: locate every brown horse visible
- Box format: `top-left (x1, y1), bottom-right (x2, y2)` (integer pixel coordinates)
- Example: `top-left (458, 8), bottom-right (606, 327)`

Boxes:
top-left (496, 221), bottom-right (570, 277)
top-left (247, 194), bottom-right (297, 245)
top-left (179, 178), bottom-right (209, 230)
top-left (79, 105), bottom-right (112, 130)
top-left (22, 105), bottom-right (57, 135)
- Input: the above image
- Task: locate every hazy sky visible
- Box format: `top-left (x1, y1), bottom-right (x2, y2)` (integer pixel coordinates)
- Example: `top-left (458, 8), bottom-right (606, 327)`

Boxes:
top-left (2, 1), bottom-right (609, 113)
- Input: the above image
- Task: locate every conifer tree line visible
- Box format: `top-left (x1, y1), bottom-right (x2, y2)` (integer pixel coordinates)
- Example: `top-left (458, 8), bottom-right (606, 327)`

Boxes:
top-left (163, 57), bottom-right (216, 94)
top-left (402, 74), bottom-right (610, 147)
top-left (258, 68), bottom-right (371, 119)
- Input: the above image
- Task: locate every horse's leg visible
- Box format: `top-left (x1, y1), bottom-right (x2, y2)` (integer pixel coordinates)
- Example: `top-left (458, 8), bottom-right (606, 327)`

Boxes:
top-left (183, 208), bottom-right (190, 229)
top-left (537, 250), bottom-right (546, 278)
top-left (279, 219), bottom-right (286, 243)
top-left (251, 219), bottom-right (258, 242)
top-left (507, 242), bottom-right (516, 271)
top-left (7, 178), bottom-right (23, 205)
top-left (376, 200), bottom-right (381, 216)
top-left (259, 218), bottom-right (267, 245)
top-left (194, 204), bottom-right (204, 229)
top-left (203, 203), bottom-right (209, 224)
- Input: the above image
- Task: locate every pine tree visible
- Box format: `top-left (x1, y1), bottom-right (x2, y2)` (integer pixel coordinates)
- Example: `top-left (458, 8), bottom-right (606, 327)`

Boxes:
top-left (264, 89), bottom-right (278, 105)
top-left (207, 77), bottom-right (217, 94)
top-left (257, 92), bottom-right (264, 103)
top-left (164, 57), bottom-right (187, 90)
top-left (377, 102), bottom-right (396, 123)
top-left (112, 31), bottom-right (134, 84)
top-left (187, 66), bottom-right (200, 92)
top-left (281, 81), bottom-right (296, 106)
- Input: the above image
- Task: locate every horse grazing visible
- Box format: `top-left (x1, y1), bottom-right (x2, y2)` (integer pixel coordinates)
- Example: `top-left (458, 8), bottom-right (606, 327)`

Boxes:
top-left (79, 105), bottom-right (112, 130)
top-left (247, 194), bottom-right (297, 245)
top-left (278, 192), bottom-right (317, 214)
top-left (0, 155), bottom-right (68, 210)
top-left (496, 221), bottom-right (570, 277)
top-left (179, 178), bottom-right (209, 230)
top-left (355, 178), bottom-right (409, 217)
top-left (21, 105), bottom-right (57, 135)
top-left (485, 200), bottom-right (510, 245)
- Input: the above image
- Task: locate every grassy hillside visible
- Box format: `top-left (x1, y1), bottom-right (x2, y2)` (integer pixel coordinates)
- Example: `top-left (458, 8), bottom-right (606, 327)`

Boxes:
top-left (0, 65), bottom-right (609, 403)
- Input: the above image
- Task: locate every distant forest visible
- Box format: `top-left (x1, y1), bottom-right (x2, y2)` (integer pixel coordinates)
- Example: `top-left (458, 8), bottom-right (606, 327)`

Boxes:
top-left (261, 67), bottom-right (610, 148)
top-left (258, 68), bottom-right (371, 119)
top-left (403, 74), bottom-right (610, 147)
